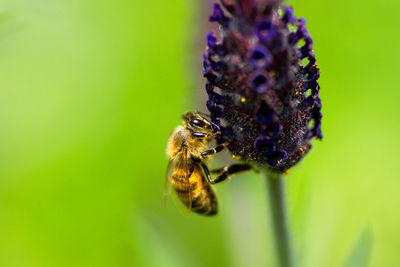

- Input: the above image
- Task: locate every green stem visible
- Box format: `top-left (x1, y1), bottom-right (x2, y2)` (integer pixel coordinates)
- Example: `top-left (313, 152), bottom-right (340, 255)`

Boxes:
top-left (266, 172), bottom-right (294, 267)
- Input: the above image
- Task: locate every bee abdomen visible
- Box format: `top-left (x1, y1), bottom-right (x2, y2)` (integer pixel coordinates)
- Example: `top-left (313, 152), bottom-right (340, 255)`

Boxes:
top-left (188, 182), bottom-right (218, 216)
top-left (192, 190), bottom-right (218, 215)
top-left (172, 180), bottom-right (218, 216)
top-left (172, 165), bottom-right (218, 216)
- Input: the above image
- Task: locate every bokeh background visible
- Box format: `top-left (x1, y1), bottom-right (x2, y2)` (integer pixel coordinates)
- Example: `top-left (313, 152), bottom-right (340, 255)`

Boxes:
top-left (0, 0), bottom-right (399, 266)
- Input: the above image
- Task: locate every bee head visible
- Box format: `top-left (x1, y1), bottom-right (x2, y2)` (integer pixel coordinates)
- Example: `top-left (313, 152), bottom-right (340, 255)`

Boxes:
top-left (182, 112), bottom-right (220, 136)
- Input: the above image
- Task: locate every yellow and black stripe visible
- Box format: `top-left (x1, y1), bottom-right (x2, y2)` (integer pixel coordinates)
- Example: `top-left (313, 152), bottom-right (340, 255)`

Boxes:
top-left (171, 164), bottom-right (217, 216)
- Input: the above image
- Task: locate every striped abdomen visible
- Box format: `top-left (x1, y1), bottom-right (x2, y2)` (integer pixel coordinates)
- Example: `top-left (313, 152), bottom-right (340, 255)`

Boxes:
top-left (171, 164), bottom-right (218, 216)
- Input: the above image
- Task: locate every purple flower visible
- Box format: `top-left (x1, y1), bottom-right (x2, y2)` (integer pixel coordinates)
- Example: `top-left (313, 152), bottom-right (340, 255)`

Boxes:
top-left (203, 0), bottom-right (322, 172)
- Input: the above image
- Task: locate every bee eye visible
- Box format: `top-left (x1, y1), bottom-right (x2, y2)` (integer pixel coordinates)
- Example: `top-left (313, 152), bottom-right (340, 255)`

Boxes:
top-left (190, 119), bottom-right (205, 128)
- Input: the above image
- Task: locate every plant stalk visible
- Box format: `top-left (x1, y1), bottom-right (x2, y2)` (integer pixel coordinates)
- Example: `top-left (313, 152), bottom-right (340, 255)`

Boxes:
top-left (265, 171), bottom-right (294, 267)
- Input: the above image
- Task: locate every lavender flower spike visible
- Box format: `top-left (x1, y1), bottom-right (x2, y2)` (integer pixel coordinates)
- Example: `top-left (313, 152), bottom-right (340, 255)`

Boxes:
top-left (204, 0), bottom-right (322, 172)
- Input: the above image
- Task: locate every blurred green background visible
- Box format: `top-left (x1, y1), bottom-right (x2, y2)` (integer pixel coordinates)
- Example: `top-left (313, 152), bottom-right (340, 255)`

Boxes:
top-left (0, 0), bottom-right (399, 266)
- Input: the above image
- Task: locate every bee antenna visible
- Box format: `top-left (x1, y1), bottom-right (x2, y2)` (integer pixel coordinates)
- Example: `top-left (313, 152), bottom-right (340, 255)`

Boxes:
top-left (195, 111), bottom-right (221, 133)
top-left (210, 120), bottom-right (220, 132)
top-left (196, 111), bottom-right (210, 118)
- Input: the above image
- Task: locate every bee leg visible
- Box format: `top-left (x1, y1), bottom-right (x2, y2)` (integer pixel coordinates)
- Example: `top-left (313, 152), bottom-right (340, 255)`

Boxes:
top-left (202, 163), bottom-right (252, 184)
top-left (201, 142), bottom-right (229, 159)
top-left (192, 132), bottom-right (207, 138)
top-left (201, 163), bottom-right (213, 183)
top-left (211, 164), bottom-right (252, 184)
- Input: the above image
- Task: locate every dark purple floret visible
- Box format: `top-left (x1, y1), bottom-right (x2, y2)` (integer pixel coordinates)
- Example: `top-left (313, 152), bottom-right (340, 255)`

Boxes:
top-left (250, 46), bottom-right (272, 68)
top-left (255, 101), bottom-right (274, 125)
top-left (255, 137), bottom-right (275, 154)
top-left (251, 73), bottom-right (270, 94)
top-left (210, 4), bottom-right (229, 27)
top-left (282, 7), bottom-right (296, 24)
top-left (267, 149), bottom-right (288, 167)
top-left (203, 0), bottom-right (322, 172)
top-left (262, 122), bottom-right (282, 139)
top-left (207, 32), bottom-right (217, 47)
top-left (257, 21), bottom-right (278, 42)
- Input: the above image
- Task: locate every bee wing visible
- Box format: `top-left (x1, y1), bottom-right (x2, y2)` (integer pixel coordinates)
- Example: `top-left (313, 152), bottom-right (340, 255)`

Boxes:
top-left (163, 144), bottom-right (195, 216)
top-left (169, 146), bottom-right (193, 216)
top-left (183, 146), bottom-right (192, 213)
top-left (162, 159), bottom-right (174, 206)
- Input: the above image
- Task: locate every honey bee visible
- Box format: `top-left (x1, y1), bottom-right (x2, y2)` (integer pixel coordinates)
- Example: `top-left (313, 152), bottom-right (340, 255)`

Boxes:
top-left (164, 112), bottom-right (252, 216)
